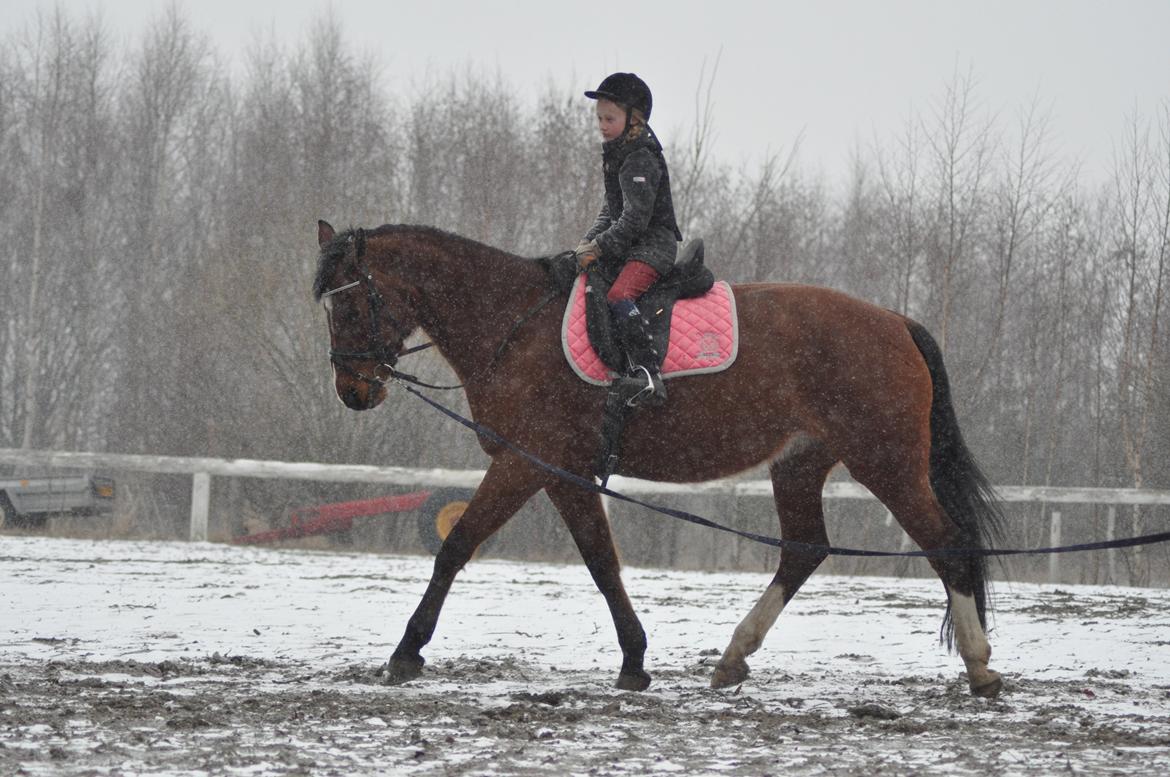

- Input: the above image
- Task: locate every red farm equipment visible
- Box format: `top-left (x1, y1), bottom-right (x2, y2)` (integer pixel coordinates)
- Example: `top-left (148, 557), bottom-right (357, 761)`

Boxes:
top-left (232, 488), bottom-right (475, 553)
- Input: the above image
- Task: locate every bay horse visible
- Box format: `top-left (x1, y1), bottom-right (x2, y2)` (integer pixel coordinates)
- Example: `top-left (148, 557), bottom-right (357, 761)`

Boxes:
top-left (313, 221), bottom-right (1006, 698)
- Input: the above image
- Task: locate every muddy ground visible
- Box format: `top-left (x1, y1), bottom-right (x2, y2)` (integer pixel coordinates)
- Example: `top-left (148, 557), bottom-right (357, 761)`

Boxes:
top-left (2, 537), bottom-right (1168, 775)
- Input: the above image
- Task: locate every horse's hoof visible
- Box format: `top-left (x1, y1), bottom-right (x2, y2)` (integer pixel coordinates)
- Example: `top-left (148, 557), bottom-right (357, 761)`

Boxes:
top-left (969, 671), bottom-right (1003, 698)
top-left (381, 656), bottom-right (425, 685)
top-left (710, 658), bottom-right (749, 690)
top-left (615, 669), bottom-right (651, 692)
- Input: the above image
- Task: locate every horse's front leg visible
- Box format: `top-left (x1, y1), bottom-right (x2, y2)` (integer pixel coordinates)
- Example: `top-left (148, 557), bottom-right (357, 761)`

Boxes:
top-left (545, 480), bottom-right (650, 691)
top-left (385, 454), bottom-right (542, 684)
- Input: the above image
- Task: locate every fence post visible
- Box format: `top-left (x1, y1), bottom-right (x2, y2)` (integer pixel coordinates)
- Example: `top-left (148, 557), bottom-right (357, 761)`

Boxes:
top-left (1131, 506), bottom-right (1142, 586)
top-left (190, 472), bottom-right (211, 542)
top-left (1106, 506), bottom-right (1117, 585)
top-left (1048, 510), bottom-right (1061, 584)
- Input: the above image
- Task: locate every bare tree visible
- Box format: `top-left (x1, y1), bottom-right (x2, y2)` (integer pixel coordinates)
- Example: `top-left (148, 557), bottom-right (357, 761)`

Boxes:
top-left (191, 10), bottom-right (438, 494)
top-left (920, 66), bottom-right (995, 353)
top-left (1103, 105), bottom-right (1170, 583)
top-left (107, 3), bottom-right (221, 458)
top-left (874, 112), bottom-right (926, 317)
top-left (970, 94), bottom-right (1065, 390)
top-left (2, 9), bottom-right (121, 453)
top-left (1111, 109), bottom-right (1163, 488)
top-left (837, 148), bottom-right (882, 302)
top-left (528, 86), bottom-right (604, 251)
top-left (672, 53), bottom-right (720, 238)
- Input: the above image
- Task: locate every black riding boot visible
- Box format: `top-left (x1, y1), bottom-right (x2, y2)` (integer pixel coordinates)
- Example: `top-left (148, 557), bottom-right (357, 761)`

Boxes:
top-left (610, 300), bottom-right (667, 408)
top-left (593, 300), bottom-right (669, 484)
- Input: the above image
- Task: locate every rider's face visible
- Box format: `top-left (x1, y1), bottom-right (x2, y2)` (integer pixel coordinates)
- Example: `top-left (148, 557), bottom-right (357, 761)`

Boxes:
top-left (596, 99), bottom-right (626, 142)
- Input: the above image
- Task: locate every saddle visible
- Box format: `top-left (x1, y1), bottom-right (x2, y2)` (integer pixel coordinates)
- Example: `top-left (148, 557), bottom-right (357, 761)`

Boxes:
top-left (543, 240), bottom-right (722, 376)
top-left (541, 241), bottom-right (737, 484)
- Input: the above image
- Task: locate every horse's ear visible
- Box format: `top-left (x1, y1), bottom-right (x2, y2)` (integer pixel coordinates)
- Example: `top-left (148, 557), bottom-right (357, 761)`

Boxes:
top-left (318, 220), bottom-right (335, 247)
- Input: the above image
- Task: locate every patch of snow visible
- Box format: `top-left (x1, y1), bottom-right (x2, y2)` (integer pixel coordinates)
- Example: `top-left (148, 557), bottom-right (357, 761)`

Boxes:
top-left (2, 536), bottom-right (1168, 775)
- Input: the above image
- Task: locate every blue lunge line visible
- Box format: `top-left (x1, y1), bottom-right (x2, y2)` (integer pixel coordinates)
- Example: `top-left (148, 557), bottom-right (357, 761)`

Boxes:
top-left (397, 381), bottom-right (1170, 559)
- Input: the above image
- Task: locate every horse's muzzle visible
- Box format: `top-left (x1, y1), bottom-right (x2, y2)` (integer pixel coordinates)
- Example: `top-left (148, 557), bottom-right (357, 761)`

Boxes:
top-left (336, 377), bottom-right (386, 411)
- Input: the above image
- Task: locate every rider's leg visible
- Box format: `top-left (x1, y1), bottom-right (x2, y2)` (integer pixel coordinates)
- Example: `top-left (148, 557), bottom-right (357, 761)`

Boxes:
top-left (607, 260), bottom-right (661, 303)
top-left (607, 261), bottom-right (665, 405)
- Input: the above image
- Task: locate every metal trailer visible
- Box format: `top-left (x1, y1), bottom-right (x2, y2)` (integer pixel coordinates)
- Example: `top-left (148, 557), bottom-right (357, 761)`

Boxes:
top-left (0, 475), bottom-right (116, 530)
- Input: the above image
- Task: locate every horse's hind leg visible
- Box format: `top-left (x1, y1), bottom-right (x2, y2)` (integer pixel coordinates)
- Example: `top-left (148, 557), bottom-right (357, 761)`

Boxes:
top-left (875, 482), bottom-right (1001, 692)
top-left (854, 468), bottom-right (1002, 698)
top-left (386, 453), bottom-right (542, 684)
top-left (712, 435), bottom-right (838, 689)
top-left (545, 480), bottom-right (650, 691)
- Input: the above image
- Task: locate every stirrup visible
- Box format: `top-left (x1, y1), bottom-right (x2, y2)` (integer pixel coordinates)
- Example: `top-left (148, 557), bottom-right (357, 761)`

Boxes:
top-left (624, 366), bottom-right (665, 408)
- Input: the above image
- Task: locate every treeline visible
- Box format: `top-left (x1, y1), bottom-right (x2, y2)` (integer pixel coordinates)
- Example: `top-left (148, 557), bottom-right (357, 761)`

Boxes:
top-left (2, 8), bottom-right (1169, 582)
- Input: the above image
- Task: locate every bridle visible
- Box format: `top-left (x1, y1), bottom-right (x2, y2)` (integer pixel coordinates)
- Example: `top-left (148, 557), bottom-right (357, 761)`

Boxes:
top-left (320, 231), bottom-right (566, 392)
top-left (320, 230), bottom-right (425, 388)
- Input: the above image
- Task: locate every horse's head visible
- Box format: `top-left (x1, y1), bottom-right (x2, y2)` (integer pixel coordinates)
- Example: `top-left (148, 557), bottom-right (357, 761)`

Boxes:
top-left (313, 220), bottom-right (419, 410)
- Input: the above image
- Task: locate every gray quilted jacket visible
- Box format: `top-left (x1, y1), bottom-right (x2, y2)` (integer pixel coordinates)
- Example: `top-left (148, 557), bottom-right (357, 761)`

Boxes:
top-left (584, 127), bottom-right (683, 277)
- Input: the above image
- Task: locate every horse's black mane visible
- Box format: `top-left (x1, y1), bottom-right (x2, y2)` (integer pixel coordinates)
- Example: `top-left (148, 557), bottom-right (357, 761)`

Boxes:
top-left (312, 224), bottom-right (543, 302)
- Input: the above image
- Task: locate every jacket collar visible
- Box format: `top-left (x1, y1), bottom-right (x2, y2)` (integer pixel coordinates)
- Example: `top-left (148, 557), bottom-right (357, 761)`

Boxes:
top-left (602, 125), bottom-right (662, 159)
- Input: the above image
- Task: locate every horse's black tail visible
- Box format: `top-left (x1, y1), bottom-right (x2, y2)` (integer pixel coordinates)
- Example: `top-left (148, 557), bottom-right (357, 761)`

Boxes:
top-left (906, 321), bottom-right (1006, 648)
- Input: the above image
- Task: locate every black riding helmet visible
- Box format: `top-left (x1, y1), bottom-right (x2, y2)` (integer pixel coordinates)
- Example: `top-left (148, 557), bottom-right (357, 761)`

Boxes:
top-left (584, 72), bottom-right (653, 120)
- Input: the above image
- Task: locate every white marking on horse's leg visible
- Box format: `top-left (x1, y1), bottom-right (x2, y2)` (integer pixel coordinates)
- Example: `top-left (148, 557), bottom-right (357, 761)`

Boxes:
top-left (711, 584), bottom-right (786, 687)
top-left (728, 584), bottom-right (787, 659)
top-left (947, 587), bottom-right (1002, 696)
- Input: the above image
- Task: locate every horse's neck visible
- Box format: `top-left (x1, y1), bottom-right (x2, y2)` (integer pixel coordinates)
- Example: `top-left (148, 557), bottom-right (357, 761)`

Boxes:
top-left (392, 231), bottom-right (545, 381)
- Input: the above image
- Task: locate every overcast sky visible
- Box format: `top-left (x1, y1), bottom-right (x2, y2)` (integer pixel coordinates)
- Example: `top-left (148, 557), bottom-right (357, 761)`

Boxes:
top-left (8, 0), bottom-right (1170, 185)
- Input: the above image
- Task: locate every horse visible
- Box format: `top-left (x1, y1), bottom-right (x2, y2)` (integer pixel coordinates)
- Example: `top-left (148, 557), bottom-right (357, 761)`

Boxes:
top-left (312, 220), bottom-right (1006, 698)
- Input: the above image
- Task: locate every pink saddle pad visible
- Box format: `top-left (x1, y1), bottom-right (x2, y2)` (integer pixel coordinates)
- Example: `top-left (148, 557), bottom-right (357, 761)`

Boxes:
top-left (561, 275), bottom-right (739, 385)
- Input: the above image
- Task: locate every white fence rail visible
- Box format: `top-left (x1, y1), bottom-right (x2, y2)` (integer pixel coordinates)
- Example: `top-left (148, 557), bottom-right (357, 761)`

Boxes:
top-left (2, 448), bottom-right (1168, 583)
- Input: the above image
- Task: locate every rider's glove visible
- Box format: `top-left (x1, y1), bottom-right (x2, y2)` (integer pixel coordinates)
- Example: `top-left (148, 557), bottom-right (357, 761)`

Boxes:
top-left (574, 240), bottom-right (599, 270)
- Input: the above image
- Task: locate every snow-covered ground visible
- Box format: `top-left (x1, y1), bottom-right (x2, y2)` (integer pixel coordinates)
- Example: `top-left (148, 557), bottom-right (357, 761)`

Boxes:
top-left (2, 535), bottom-right (1168, 775)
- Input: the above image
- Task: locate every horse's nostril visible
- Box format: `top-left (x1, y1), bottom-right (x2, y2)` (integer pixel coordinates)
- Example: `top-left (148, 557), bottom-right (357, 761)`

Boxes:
top-left (342, 386), bottom-right (362, 407)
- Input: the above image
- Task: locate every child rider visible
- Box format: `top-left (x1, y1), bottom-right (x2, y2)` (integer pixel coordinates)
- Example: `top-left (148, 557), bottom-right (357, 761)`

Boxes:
top-left (575, 72), bottom-right (683, 406)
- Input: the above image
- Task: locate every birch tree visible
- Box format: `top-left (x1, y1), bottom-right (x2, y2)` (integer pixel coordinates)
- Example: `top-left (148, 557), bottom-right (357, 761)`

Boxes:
top-left (874, 114), bottom-right (926, 317)
top-left (921, 67), bottom-right (995, 354)
top-left (107, 4), bottom-right (221, 456)
top-left (2, 9), bottom-right (120, 452)
top-left (1105, 107), bottom-right (1170, 583)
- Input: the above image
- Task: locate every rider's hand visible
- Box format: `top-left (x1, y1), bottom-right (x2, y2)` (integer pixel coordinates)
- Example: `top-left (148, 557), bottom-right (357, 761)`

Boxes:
top-left (575, 240), bottom-right (599, 270)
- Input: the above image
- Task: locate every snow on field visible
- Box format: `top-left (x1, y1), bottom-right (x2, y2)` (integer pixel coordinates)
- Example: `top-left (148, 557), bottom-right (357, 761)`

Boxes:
top-left (2, 535), bottom-right (1169, 775)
